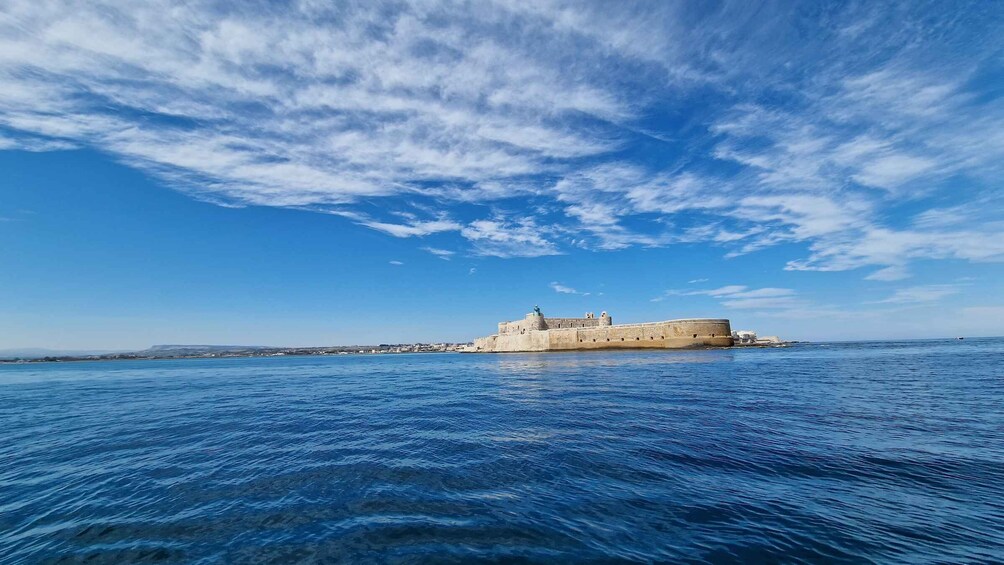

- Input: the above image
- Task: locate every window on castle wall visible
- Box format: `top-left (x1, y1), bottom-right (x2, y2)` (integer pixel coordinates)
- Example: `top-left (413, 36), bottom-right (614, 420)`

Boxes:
top-left (693, 334), bottom-right (697, 338)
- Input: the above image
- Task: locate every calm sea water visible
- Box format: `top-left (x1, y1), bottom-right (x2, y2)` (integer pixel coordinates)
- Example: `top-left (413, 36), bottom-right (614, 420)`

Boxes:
top-left (1, 340), bottom-right (1002, 563)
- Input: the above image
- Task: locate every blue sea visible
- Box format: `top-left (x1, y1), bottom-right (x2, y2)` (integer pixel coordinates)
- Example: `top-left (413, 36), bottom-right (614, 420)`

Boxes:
top-left (1, 340), bottom-right (1002, 563)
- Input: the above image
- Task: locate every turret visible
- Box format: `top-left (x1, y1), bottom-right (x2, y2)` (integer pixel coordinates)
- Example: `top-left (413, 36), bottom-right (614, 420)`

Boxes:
top-left (525, 309), bottom-right (546, 330)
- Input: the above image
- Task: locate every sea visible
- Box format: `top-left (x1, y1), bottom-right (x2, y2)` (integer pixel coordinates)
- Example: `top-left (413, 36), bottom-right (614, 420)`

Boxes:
top-left (1, 339), bottom-right (1002, 563)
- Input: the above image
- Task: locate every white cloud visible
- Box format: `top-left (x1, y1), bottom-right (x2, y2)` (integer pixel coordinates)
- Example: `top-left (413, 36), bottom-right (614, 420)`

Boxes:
top-left (420, 247), bottom-right (455, 260)
top-left (719, 296), bottom-right (805, 310)
top-left (389, 260), bottom-right (404, 266)
top-left (550, 282), bottom-right (578, 294)
top-left (852, 154), bottom-right (935, 189)
top-left (874, 284), bottom-right (961, 304)
top-left (549, 281), bottom-right (590, 296)
top-left (865, 265), bottom-right (909, 281)
top-left (0, 0), bottom-right (1001, 271)
top-left (362, 219), bottom-right (461, 238)
top-left (460, 218), bottom-right (561, 258)
top-left (653, 283), bottom-right (806, 310)
top-left (680, 285), bottom-right (749, 297)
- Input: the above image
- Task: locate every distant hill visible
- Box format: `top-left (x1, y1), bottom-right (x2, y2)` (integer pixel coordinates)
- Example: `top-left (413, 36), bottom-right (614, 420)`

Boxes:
top-left (1, 342), bottom-right (467, 362)
top-left (137, 345), bottom-right (273, 356)
top-left (0, 345), bottom-right (271, 360)
top-left (144, 344), bottom-right (269, 352)
top-left (0, 348), bottom-right (127, 359)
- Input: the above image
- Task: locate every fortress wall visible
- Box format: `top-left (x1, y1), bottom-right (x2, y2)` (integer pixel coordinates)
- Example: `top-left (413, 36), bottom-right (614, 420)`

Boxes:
top-left (543, 317), bottom-right (607, 329)
top-left (498, 313), bottom-right (614, 334)
top-left (491, 330), bottom-right (549, 352)
top-left (549, 319), bottom-right (732, 350)
top-left (470, 335), bottom-right (497, 352)
top-left (498, 321), bottom-right (523, 335)
top-left (470, 319), bottom-right (732, 352)
top-left (498, 314), bottom-right (545, 335)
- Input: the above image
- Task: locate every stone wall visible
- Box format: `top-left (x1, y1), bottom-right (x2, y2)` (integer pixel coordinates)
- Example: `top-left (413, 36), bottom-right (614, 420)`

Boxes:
top-left (498, 313), bottom-right (546, 335)
top-left (498, 311), bottom-right (613, 334)
top-left (550, 319), bottom-right (733, 350)
top-left (542, 316), bottom-right (612, 329)
top-left (467, 318), bottom-right (733, 353)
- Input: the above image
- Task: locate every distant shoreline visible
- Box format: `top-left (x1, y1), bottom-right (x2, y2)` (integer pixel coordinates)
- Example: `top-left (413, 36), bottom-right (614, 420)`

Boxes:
top-left (0, 344), bottom-right (469, 364)
top-left (3, 337), bottom-right (993, 365)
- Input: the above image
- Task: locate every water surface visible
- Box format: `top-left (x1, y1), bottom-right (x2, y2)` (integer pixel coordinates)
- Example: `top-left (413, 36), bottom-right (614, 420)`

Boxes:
top-left (1, 340), bottom-right (1002, 563)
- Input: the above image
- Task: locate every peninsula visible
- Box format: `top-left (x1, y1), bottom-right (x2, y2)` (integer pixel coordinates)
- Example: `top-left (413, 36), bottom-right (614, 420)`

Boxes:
top-left (465, 307), bottom-right (733, 353)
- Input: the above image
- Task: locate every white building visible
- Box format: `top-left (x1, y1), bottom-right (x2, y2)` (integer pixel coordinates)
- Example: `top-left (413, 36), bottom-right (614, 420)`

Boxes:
top-left (732, 330), bottom-right (758, 344)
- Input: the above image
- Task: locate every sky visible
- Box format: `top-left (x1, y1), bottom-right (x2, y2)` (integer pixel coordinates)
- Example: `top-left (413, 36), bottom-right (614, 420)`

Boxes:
top-left (2, 0), bottom-right (1003, 350)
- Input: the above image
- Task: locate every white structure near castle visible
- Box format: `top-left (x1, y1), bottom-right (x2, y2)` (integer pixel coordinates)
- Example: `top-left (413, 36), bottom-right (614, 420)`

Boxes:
top-left (731, 330), bottom-right (784, 346)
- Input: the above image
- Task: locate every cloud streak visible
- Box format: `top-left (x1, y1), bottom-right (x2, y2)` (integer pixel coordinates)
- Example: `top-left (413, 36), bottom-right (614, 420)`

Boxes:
top-left (550, 282), bottom-right (590, 296)
top-left (653, 284), bottom-right (804, 310)
top-left (873, 285), bottom-right (962, 304)
top-left (1, 0), bottom-right (1002, 269)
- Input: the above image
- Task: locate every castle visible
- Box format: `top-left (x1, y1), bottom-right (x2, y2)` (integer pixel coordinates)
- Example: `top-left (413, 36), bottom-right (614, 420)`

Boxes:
top-left (465, 307), bottom-right (734, 352)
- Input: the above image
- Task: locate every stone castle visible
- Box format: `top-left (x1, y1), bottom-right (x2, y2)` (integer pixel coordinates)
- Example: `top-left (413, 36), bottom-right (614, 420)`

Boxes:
top-left (465, 307), bottom-right (733, 353)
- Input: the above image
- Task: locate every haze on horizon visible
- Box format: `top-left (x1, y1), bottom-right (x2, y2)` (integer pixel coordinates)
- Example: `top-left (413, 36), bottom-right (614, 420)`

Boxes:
top-left (2, 1), bottom-right (1003, 350)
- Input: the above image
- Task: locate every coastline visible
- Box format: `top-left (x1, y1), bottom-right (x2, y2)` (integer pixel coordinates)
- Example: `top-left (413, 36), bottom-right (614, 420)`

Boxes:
top-left (0, 344), bottom-right (468, 364)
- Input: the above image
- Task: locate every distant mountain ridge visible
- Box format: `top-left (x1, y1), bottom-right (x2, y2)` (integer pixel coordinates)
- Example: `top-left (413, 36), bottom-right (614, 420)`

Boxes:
top-left (0, 348), bottom-right (127, 359)
top-left (0, 345), bottom-right (270, 360)
top-left (1, 342), bottom-right (467, 362)
top-left (144, 345), bottom-right (270, 352)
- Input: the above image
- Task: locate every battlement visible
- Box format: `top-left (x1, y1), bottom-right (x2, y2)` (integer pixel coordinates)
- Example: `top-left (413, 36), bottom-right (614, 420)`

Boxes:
top-left (543, 312), bottom-right (612, 329)
top-left (497, 310), bottom-right (612, 335)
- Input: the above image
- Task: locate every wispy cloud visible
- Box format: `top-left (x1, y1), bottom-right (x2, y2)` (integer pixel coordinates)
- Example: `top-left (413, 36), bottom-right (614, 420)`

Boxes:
top-left (362, 219), bottom-right (461, 239)
top-left (653, 285), bottom-right (749, 301)
top-left (653, 284), bottom-right (804, 310)
top-left (388, 260), bottom-right (403, 266)
top-left (460, 218), bottom-right (560, 258)
top-left (720, 294), bottom-right (804, 310)
top-left (550, 282), bottom-right (577, 294)
top-left (550, 281), bottom-right (589, 296)
top-left (0, 209), bottom-right (34, 223)
top-left (0, 0), bottom-right (1001, 271)
top-left (873, 284), bottom-right (962, 304)
top-left (420, 247), bottom-right (455, 260)
top-left (865, 265), bottom-right (910, 281)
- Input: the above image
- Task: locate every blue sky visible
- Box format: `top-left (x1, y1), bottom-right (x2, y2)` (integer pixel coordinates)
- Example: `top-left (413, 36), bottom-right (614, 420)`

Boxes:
top-left (2, 1), bottom-right (1003, 349)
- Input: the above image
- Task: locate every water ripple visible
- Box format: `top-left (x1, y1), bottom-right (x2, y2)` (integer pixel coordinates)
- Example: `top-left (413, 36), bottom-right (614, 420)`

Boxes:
top-left (1, 340), bottom-right (1003, 563)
